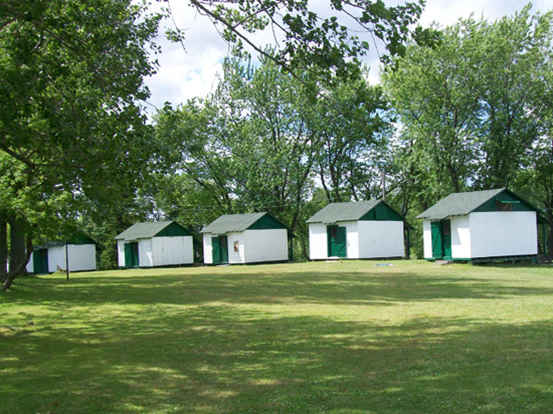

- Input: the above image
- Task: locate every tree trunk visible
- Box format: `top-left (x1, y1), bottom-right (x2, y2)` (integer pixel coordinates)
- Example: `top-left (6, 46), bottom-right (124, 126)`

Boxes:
top-left (8, 217), bottom-right (26, 275)
top-left (543, 209), bottom-right (553, 259)
top-left (0, 215), bottom-right (7, 281)
top-left (319, 167), bottom-right (332, 202)
top-left (300, 231), bottom-right (309, 260)
top-left (3, 217), bottom-right (31, 290)
top-left (3, 236), bottom-right (32, 291)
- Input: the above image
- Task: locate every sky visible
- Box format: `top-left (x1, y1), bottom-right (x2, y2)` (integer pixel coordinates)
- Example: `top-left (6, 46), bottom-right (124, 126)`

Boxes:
top-left (144, 0), bottom-right (552, 112)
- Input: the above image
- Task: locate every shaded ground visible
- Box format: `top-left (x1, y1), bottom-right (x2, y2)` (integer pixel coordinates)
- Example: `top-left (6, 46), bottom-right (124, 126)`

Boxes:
top-left (2, 261), bottom-right (553, 413)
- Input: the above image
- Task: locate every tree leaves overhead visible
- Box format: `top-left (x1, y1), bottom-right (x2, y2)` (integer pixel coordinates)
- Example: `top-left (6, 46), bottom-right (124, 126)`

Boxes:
top-left (1, 1), bottom-right (163, 283)
top-left (0, 0), bottom-right (162, 237)
top-left (185, 0), bottom-right (428, 81)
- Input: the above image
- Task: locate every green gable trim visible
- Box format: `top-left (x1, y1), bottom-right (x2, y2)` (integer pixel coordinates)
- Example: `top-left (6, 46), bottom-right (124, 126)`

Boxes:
top-left (418, 188), bottom-right (542, 220)
top-left (359, 202), bottom-right (403, 221)
top-left (155, 222), bottom-right (191, 237)
top-left (68, 232), bottom-right (96, 245)
top-left (202, 213), bottom-right (265, 234)
top-left (473, 189), bottom-right (536, 213)
top-left (248, 214), bottom-right (287, 230)
top-left (36, 233), bottom-right (95, 249)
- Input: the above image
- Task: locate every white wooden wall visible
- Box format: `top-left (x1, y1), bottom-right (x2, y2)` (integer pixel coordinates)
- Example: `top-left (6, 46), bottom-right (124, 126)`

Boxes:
top-left (48, 246), bottom-right (66, 272)
top-left (310, 221), bottom-right (403, 259)
top-left (67, 244), bottom-right (96, 271)
top-left (227, 232), bottom-right (246, 264)
top-left (203, 234), bottom-right (213, 264)
top-left (308, 223), bottom-right (327, 260)
top-left (344, 222), bottom-right (359, 258)
top-left (423, 212), bottom-right (537, 260)
top-left (152, 236), bottom-right (193, 266)
top-left (26, 254), bottom-right (34, 273)
top-left (450, 216), bottom-right (471, 259)
top-left (243, 229), bottom-right (288, 263)
top-left (422, 220), bottom-right (432, 259)
top-left (137, 239), bottom-right (153, 267)
top-left (469, 211), bottom-right (537, 258)
top-left (357, 221), bottom-right (404, 258)
top-left (117, 240), bottom-right (125, 267)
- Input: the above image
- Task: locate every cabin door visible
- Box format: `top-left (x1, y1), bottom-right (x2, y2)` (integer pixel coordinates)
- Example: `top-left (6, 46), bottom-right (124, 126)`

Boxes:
top-left (431, 220), bottom-right (451, 259)
top-left (124, 242), bottom-right (139, 267)
top-left (212, 236), bottom-right (229, 264)
top-left (33, 248), bottom-right (49, 274)
top-left (327, 225), bottom-right (347, 258)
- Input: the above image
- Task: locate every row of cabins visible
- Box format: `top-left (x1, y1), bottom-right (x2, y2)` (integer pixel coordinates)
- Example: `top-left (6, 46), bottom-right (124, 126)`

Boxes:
top-left (25, 188), bottom-right (544, 272)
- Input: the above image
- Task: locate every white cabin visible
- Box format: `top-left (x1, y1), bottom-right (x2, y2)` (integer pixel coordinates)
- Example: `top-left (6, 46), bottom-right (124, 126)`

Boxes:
top-left (202, 212), bottom-right (288, 265)
top-left (307, 200), bottom-right (406, 260)
top-left (115, 221), bottom-right (194, 268)
top-left (26, 236), bottom-right (97, 274)
top-left (417, 188), bottom-right (539, 262)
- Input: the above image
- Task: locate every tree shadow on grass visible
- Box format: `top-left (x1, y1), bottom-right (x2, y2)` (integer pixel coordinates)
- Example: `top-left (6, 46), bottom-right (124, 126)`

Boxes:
top-left (7, 269), bottom-right (553, 308)
top-left (2, 307), bottom-right (553, 413)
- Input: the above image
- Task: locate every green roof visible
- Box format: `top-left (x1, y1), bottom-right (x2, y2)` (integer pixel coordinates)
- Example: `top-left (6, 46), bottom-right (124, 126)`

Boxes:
top-left (35, 232), bottom-right (96, 249)
top-left (115, 221), bottom-right (190, 241)
top-left (416, 188), bottom-right (533, 220)
top-left (201, 212), bottom-right (284, 234)
top-left (307, 200), bottom-right (393, 223)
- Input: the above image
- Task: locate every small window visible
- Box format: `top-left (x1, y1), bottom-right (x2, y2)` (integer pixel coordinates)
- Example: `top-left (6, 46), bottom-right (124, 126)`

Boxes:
top-left (495, 200), bottom-right (513, 211)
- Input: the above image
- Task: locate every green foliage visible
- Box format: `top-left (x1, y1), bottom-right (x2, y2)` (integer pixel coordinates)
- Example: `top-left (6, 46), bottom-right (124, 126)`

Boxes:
top-left (383, 6), bottom-right (553, 256)
top-left (154, 55), bottom-right (318, 258)
top-left (312, 75), bottom-right (393, 202)
top-left (153, 53), bottom-right (396, 259)
top-left (186, 0), bottom-right (430, 82)
top-left (385, 6), bottom-right (553, 191)
top-left (0, 0), bottom-right (163, 272)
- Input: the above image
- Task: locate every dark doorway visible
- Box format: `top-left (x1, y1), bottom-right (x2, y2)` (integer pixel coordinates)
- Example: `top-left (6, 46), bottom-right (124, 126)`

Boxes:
top-left (431, 220), bottom-right (452, 259)
top-left (124, 242), bottom-right (139, 267)
top-left (212, 236), bottom-right (229, 264)
top-left (33, 248), bottom-right (49, 274)
top-left (327, 225), bottom-right (347, 258)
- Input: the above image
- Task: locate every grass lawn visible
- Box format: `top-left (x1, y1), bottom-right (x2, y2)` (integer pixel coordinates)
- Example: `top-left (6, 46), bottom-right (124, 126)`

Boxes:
top-left (2, 260), bottom-right (553, 413)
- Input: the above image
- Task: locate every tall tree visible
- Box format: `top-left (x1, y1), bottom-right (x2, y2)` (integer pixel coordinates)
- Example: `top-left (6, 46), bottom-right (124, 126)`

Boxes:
top-left (384, 6), bottom-right (553, 196)
top-left (472, 6), bottom-right (553, 188)
top-left (0, 215), bottom-right (6, 280)
top-left (0, 0), bottom-right (162, 288)
top-left (154, 56), bottom-right (320, 258)
top-left (383, 23), bottom-right (479, 195)
top-left (383, 6), bottom-right (553, 257)
top-left (514, 113), bottom-right (553, 258)
top-left (312, 76), bottom-right (392, 202)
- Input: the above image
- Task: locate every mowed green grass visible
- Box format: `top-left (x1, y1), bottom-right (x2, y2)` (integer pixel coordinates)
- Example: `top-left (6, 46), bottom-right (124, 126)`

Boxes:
top-left (2, 261), bottom-right (553, 413)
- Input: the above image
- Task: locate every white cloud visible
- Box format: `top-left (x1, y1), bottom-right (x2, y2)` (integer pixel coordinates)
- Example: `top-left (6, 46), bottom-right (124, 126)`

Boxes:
top-left (419, 0), bottom-right (548, 27)
top-left (144, 0), bottom-right (230, 110)
top-left (144, 0), bottom-right (552, 109)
